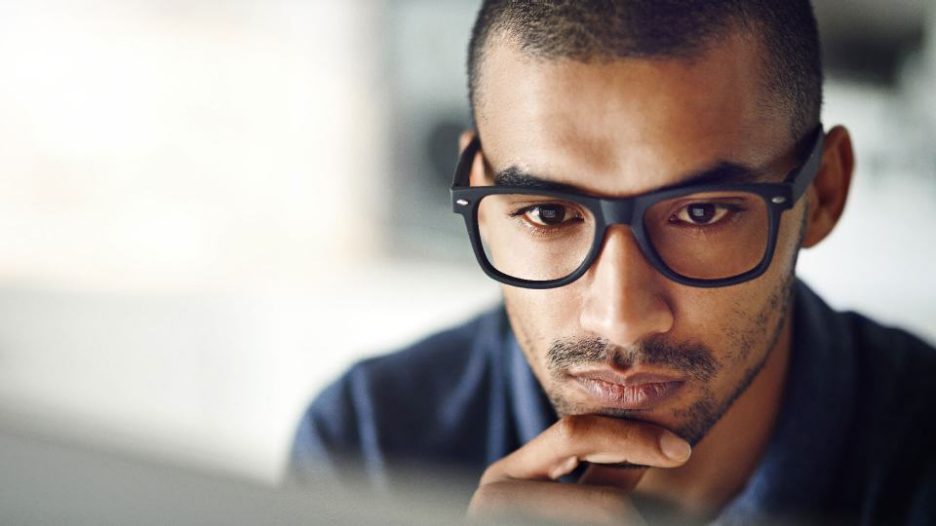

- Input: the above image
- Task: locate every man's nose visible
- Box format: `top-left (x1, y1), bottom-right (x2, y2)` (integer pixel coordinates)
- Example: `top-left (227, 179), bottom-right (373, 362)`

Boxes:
top-left (579, 226), bottom-right (675, 348)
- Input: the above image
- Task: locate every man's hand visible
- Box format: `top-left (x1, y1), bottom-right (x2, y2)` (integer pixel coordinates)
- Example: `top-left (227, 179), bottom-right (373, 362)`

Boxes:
top-left (468, 415), bottom-right (692, 524)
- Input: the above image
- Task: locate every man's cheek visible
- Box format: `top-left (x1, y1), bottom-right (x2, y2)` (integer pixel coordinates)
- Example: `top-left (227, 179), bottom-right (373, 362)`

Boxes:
top-left (667, 294), bottom-right (731, 338)
top-left (510, 290), bottom-right (573, 331)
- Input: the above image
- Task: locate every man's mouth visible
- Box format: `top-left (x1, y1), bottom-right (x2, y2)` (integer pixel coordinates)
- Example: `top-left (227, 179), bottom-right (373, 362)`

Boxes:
top-left (568, 369), bottom-right (686, 410)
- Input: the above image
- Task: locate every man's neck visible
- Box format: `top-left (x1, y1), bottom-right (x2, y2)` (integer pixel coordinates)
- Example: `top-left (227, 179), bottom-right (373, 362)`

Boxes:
top-left (632, 309), bottom-right (794, 520)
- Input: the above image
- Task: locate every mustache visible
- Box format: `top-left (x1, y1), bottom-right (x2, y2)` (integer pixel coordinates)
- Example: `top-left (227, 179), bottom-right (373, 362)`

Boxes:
top-left (546, 336), bottom-right (718, 383)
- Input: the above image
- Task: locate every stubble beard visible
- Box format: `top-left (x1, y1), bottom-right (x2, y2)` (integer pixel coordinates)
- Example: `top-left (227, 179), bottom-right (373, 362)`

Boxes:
top-left (512, 269), bottom-right (796, 448)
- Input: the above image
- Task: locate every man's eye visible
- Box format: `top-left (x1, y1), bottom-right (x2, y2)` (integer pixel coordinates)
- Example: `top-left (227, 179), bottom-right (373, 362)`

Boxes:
top-left (518, 204), bottom-right (580, 227)
top-left (670, 203), bottom-right (732, 226)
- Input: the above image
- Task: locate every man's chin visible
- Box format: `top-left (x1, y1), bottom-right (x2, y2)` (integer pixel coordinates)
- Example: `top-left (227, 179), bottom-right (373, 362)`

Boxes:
top-left (551, 395), bottom-right (672, 424)
top-left (549, 383), bottom-right (702, 441)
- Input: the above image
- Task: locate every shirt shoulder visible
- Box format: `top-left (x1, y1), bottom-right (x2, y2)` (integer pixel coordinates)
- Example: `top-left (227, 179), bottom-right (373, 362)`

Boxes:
top-left (836, 311), bottom-right (936, 524)
top-left (288, 305), bottom-right (508, 485)
top-left (845, 310), bottom-right (936, 421)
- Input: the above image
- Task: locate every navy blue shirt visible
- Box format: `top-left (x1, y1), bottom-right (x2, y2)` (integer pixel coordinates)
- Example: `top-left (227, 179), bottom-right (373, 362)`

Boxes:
top-left (290, 280), bottom-right (936, 524)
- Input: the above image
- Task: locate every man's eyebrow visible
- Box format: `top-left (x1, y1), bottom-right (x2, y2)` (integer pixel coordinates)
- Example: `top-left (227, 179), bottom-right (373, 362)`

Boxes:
top-left (665, 161), bottom-right (770, 190)
top-left (491, 161), bottom-right (771, 194)
top-left (492, 167), bottom-right (583, 193)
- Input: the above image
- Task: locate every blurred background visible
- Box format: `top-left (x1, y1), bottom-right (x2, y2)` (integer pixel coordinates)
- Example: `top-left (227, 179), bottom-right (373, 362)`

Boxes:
top-left (0, 0), bottom-right (933, 490)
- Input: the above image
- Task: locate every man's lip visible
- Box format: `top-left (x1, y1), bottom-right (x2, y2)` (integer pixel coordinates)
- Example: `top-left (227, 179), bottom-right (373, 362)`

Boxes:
top-left (568, 369), bottom-right (686, 410)
top-left (569, 369), bottom-right (684, 387)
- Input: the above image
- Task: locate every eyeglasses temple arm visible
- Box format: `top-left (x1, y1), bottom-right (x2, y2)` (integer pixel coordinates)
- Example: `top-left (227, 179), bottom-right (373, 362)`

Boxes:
top-left (790, 125), bottom-right (825, 201)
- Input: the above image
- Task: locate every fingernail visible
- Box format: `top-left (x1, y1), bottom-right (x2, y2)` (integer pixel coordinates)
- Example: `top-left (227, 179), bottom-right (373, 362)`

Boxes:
top-left (660, 433), bottom-right (691, 461)
top-left (549, 456), bottom-right (579, 480)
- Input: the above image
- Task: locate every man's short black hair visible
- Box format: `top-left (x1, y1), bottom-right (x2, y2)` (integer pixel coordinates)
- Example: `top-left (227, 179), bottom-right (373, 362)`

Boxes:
top-left (467, 0), bottom-right (823, 141)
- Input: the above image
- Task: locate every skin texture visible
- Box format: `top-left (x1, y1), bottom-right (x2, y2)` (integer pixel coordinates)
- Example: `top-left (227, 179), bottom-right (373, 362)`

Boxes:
top-left (464, 28), bottom-right (855, 523)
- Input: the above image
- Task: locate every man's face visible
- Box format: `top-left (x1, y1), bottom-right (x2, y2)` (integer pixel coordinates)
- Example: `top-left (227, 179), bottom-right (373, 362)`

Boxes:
top-left (471, 31), bottom-right (808, 446)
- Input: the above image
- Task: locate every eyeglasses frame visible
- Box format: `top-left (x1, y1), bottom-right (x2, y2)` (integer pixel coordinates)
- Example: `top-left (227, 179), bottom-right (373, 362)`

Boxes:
top-left (451, 125), bottom-right (825, 289)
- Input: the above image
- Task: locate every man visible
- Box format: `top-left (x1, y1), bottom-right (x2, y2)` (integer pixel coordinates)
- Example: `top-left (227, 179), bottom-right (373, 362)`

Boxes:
top-left (290, 1), bottom-right (936, 524)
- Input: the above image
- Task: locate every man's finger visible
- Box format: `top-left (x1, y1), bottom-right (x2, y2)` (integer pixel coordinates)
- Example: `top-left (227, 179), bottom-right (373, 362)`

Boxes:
top-left (480, 414), bottom-right (691, 484)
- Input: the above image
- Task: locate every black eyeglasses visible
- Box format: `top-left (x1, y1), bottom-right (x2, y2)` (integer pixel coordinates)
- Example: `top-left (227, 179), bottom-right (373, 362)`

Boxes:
top-left (451, 126), bottom-right (824, 289)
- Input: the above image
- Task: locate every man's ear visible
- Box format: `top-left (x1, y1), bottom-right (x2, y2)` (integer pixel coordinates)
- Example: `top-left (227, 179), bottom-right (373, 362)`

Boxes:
top-left (458, 129), bottom-right (489, 186)
top-left (801, 125), bottom-right (855, 248)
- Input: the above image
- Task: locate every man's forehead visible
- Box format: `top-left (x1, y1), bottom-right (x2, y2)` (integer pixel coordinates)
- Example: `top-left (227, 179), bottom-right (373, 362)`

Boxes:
top-left (474, 32), bottom-right (792, 195)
